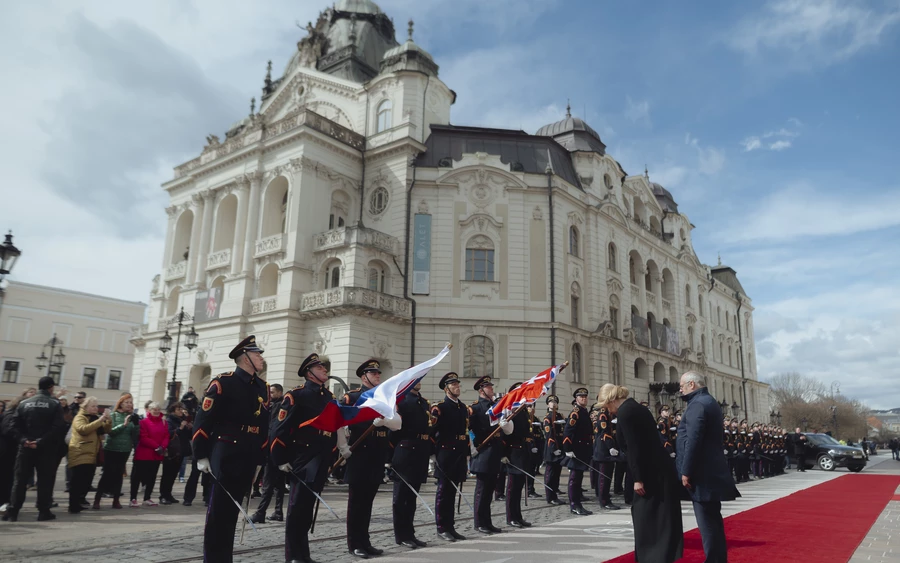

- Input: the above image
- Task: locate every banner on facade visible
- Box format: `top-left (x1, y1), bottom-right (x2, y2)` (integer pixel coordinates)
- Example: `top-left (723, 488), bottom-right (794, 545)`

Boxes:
top-left (412, 214), bottom-right (432, 295)
top-left (665, 326), bottom-right (680, 356)
top-left (194, 287), bottom-right (221, 323)
top-left (631, 314), bottom-right (650, 348)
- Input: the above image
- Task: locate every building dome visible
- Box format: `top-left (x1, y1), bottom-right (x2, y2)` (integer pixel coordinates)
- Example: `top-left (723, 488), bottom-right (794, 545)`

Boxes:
top-left (380, 19), bottom-right (438, 76)
top-left (536, 115), bottom-right (601, 141)
top-left (650, 181), bottom-right (678, 213)
top-left (535, 105), bottom-right (606, 155)
top-left (334, 0), bottom-right (382, 14)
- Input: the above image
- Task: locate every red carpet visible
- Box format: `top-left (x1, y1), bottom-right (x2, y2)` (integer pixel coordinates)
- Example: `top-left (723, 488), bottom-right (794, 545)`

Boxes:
top-left (603, 474), bottom-right (900, 563)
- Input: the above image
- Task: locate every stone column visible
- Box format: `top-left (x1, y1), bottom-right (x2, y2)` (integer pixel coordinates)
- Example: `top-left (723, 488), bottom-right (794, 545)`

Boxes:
top-left (185, 193), bottom-right (205, 285)
top-left (242, 171), bottom-right (264, 274)
top-left (195, 189), bottom-right (215, 285)
top-left (162, 205), bottom-right (178, 267)
top-left (231, 179), bottom-right (250, 276)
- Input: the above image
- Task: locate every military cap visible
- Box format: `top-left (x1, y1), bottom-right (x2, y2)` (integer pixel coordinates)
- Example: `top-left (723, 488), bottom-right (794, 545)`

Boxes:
top-left (640, 400), bottom-right (650, 407)
top-left (508, 382), bottom-right (522, 393)
top-left (356, 359), bottom-right (382, 378)
top-left (546, 394), bottom-right (559, 405)
top-left (229, 335), bottom-right (264, 360)
top-left (473, 375), bottom-right (493, 391)
top-left (298, 353), bottom-right (323, 376)
top-left (658, 404), bottom-right (670, 415)
top-left (439, 372), bottom-right (460, 390)
top-left (573, 387), bottom-right (589, 398)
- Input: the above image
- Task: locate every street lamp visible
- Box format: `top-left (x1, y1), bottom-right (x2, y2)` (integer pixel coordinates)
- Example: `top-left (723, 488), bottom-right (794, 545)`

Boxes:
top-left (731, 402), bottom-right (741, 418)
top-left (775, 411), bottom-right (782, 426)
top-left (830, 405), bottom-right (838, 438)
top-left (0, 230), bottom-right (22, 317)
top-left (35, 333), bottom-right (66, 383)
top-left (769, 410), bottom-right (776, 425)
top-left (158, 307), bottom-right (198, 407)
top-left (659, 386), bottom-right (671, 408)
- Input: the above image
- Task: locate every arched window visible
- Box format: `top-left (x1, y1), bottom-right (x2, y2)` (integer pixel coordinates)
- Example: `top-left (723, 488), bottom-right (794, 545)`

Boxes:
top-left (172, 210), bottom-right (194, 265)
top-left (367, 263), bottom-right (386, 292)
top-left (571, 282), bottom-right (581, 328)
top-left (569, 226), bottom-right (579, 257)
top-left (465, 236), bottom-right (495, 281)
top-left (324, 260), bottom-right (342, 289)
top-left (661, 269), bottom-right (675, 301)
top-left (611, 351), bottom-right (621, 385)
top-left (258, 263), bottom-right (278, 297)
top-left (212, 197), bottom-right (236, 252)
top-left (376, 99), bottom-right (392, 133)
top-left (685, 284), bottom-right (691, 308)
top-left (701, 334), bottom-right (707, 354)
top-left (463, 336), bottom-right (494, 379)
top-left (717, 305), bottom-right (722, 326)
top-left (687, 326), bottom-right (694, 350)
top-left (572, 343), bottom-right (583, 383)
top-left (728, 345), bottom-right (732, 366)
top-left (628, 250), bottom-right (642, 285)
top-left (719, 342), bottom-right (724, 363)
top-left (698, 293), bottom-right (704, 317)
top-left (653, 362), bottom-right (665, 382)
top-left (261, 176), bottom-right (289, 238)
top-left (726, 313), bottom-right (730, 331)
top-left (607, 242), bottom-right (617, 271)
top-left (645, 260), bottom-right (659, 293)
top-left (167, 286), bottom-right (181, 317)
top-left (634, 358), bottom-right (648, 379)
top-left (609, 294), bottom-right (620, 339)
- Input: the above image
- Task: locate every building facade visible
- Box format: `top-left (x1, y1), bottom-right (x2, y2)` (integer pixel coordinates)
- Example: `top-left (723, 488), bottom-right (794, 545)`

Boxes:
top-left (1, 281), bottom-right (145, 406)
top-left (130, 0), bottom-right (769, 422)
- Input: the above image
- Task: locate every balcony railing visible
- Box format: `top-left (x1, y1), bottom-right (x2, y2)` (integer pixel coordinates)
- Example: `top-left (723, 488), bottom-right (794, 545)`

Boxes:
top-left (299, 286), bottom-right (411, 323)
top-left (313, 226), bottom-right (398, 255)
top-left (646, 290), bottom-right (658, 305)
top-left (255, 234), bottom-right (285, 258)
top-left (250, 296), bottom-right (278, 314)
top-left (206, 248), bottom-right (231, 270)
top-left (662, 298), bottom-right (673, 312)
top-left (165, 260), bottom-right (187, 281)
top-left (630, 283), bottom-right (641, 300)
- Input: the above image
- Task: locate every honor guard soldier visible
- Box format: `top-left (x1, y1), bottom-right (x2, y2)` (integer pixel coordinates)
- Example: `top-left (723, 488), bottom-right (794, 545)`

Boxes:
top-left (468, 375), bottom-right (511, 534)
top-left (192, 336), bottom-right (270, 563)
top-left (389, 379), bottom-right (431, 549)
top-left (270, 353), bottom-right (336, 563)
top-left (502, 382), bottom-right (533, 528)
top-left (658, 405), bottom-right (675, 457)
top-left (593, 386), bottom-right (622, 511)
top-left (430, 372), bottom-right (470, 542)
top-left (525, 404), bottom-right (543, 498)
top-left (563, 387), bottom-right (593, 516)
top-left (340, 359), bottom-right (398, 559)
top-left (542, 394), bottom-right (566, 505)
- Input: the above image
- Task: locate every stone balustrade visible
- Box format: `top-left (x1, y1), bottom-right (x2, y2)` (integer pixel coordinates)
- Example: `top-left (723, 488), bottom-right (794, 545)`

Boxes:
top-left (313, 225), bottom-right (398, 255)
top-left (165, 260), bottom-right (187, 281)
top-left (255, 234), bottom-right (285, 258)
top-left (299, 286), bottom-right (411, 323)
top-left (250, 296), bottom-right (278, 314)
top-left (206, 248), bottom-right (231, 270)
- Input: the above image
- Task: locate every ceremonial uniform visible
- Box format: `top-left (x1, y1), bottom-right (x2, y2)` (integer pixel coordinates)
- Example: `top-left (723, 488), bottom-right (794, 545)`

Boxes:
top-left (563, 388), bottom-right (593, 515)
top-left (390, 389), bottom-right (432, 547)
top-left (736, 422), bottom-right (751, 482)
top-left (723, 419), bottom-right (737, 481)
top-left (503, 383), bottom-right (532, 527)
top-left (469, 375), bottom-right (507, 533)
top-left (750, 425), bottom-right (763, 479)
top-left (592, 406), bottom-right (621, 509)
top-left (526, 408), bottom-right (543, 497)
top-left (343, 359), bottom-right (392, 557)
top-left (270, 353), bottom-right (337, 563)
top-left (542, 396), bottom-right (565, 505)
top-left (192, 336), bottom-right (270, 563)
top-left (430, 373), bottom-right (470, 541)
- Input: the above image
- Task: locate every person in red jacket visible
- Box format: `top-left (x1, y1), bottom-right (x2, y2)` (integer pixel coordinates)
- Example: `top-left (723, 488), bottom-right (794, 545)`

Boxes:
top-left (129, 402), bottom-right (169, 507)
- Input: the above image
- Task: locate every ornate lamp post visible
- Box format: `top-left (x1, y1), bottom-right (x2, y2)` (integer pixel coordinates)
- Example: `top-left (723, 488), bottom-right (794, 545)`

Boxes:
top-left (35, 333), bottom-right (66, 383)
top-left (159, 307), bottom-right (199, 407)
top-left (830, 405), bottom-right (838, 438)
top-left (731, 401), bottom-right (741, 419)
top-left (775, 411), bottom-right (782, 426)
top-left (0, 230), bottom-right (22, 317)
top-left (659, 386), bottom-right (671, 408)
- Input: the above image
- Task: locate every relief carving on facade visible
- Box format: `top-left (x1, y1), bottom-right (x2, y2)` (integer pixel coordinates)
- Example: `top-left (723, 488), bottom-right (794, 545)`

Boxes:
top-left (532, 206), bottom-right (543, 220)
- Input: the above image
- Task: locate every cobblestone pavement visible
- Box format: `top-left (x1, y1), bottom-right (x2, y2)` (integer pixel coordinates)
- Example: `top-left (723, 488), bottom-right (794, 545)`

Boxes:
top-left (1, 456), bottom-right (897, 562)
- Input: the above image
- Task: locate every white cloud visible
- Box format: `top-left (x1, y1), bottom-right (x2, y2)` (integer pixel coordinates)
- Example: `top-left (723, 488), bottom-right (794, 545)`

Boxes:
top-left (768, 140), bottom-right (792, 150)
top-left (763, 128), bottom-right (799, 138)
top-left (742, 137), bottom-right (762, 151)
top-left (624, 97), bottom-right (651, 125)
top-left (685, 133), bottom-right (725, 175)
top-left (728, 0), bottom-right (900, 67)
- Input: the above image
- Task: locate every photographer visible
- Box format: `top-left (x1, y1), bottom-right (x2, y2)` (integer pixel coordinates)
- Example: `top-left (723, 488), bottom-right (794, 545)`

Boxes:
top-left (130, 402), bottom-right (168, 507)
top-left (94, 393), bottom-right (139, 509)
top-left (67, 397), bottom-right (111, 514)
top-left (159, 403), bottom-right (186, 504)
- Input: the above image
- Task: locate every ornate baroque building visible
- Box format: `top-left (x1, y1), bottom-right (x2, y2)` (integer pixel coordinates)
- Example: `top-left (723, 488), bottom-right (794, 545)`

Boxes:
top-left (130, 0), bottom-right (769, 422)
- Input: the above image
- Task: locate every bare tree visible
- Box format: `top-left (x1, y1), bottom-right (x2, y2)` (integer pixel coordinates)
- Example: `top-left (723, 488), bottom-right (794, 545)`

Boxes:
top-left (768, 372), bottom-right (827, 407)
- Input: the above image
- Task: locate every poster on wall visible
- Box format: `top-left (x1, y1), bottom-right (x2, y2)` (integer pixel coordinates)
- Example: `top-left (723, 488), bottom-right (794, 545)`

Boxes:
top-left (194, 287), bottom-right (221, 323)
top-left (412, 213), bottom-right (432, 295)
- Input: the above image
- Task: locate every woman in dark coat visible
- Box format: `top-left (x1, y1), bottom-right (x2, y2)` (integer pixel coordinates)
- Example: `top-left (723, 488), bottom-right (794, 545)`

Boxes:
top-left (600, 384), bottom-right (683, 563)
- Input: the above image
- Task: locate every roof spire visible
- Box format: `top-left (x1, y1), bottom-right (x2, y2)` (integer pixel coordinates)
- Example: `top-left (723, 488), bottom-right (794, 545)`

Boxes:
top-left (644, 164), bottom-right (649, 178)
top-left (408, 18), bottom-right (414, 41)
top-left (263, 60), bottom-right (273, 95)
top-left (349, 13), bottom-right (357, 42)
top-left (565, 99), bottom-right (571, 118)
top-left (717, 253), bottom-right (722, 266)
top-left (250, 97), bottom-right (256, 117)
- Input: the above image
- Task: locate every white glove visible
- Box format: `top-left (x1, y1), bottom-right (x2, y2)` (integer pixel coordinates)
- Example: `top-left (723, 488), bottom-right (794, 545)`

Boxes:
top-left (565, 451), bottom-right (575, 458)
top-left (278, 462), bottom-right (293, 473)
top-left (669, 452), bottom-right (676, 458)
top-left (469, 442), bottom-right (479, 458)
top-left (554, 420), bottom-right (566, 425)
top-left (724, 449), bottom-right (728, 455)
top-left (531, 447), bottom-right (538, 454)
top-left (609, 448), bottom-right (619, 456)
top-left (381, 415), bottom-right (402, 431)
top-left (553, 449), bottom-right (562, 456)
top-left (499, 419), bottom-right (513, 435)
top-left (501, 456), bottom-right (510, 464)
top-left (611, 418), bottom-right (618, 424)
top-left (197, 458), bottom-right (210, 473)
top-left (372, 417), bottom-right (386, 427)
top-left (340, 444), bottom-right (352, 460)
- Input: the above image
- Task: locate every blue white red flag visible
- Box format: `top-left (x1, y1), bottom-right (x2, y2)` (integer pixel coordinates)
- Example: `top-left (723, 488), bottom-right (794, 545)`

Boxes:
top-left (302, 344), bottom-right (451, 432)
top-left (487, 364), bottom-right (562, 425)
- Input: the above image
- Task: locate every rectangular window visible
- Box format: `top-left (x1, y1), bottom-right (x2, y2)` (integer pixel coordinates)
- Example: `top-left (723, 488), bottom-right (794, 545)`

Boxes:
top-left (465, 249), bottom-right (495, 281)
top-left (82, 367), bottom-right (97, 388)
top-left (609, 307), bottom-right (619, 338)
top-left (2, 360), bottom-right (20, 383)
top-left (107, 369), bottom-right (122, 390)
top-left (571, 296), bottom-right (579, 328)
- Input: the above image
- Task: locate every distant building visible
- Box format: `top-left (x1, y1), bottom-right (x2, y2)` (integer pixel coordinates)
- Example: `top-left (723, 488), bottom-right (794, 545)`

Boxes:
top-left (129, 0), bottom-right (768, 422)
top-left (1, 281), bottom-right (145, 406)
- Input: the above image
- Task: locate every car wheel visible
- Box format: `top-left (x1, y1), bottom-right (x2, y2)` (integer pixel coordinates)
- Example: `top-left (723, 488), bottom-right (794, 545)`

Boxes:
top-left (848, 466), bottom-right (863, 473)
top-left (818, 455), bottom-right (835, 471)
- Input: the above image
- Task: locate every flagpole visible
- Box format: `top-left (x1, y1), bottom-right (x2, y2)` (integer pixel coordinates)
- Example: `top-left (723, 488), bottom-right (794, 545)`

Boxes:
top-left (477, 361), bottom-right (568, 452)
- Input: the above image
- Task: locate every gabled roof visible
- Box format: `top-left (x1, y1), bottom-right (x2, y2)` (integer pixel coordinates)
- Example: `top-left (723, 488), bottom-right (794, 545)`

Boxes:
top-left (711, 265), bottom-right (746, 296)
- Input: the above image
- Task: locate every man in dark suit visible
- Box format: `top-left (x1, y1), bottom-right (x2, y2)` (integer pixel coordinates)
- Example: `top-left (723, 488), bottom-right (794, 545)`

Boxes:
top-left (677, 371), bottom-right (741, 563)
top-left (469, 375), bottom-right (511, 534)
top-left (430, 372), bottom-right (470, 542)
top-left (792, 428), bottom-right (809, 471)
top-left (389, 379), bottom-right (431, 549)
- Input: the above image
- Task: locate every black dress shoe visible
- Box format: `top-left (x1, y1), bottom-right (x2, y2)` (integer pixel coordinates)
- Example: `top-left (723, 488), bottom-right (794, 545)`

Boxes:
top-left (495, 494), bottom-right (506, 501)
top-left (487, 524), bottom-right (503, 533)
top-left (267, 513), bottom-right (284, 521)
top-left (182, 501), bottom-right (192, 506)
top-left (364, 546), bottom-right (383, 556)
top-left (399, 540), bottom-right (418, 549)
top-left (2, 510), bottom-right (18, 522)
top-left (570, 506), bottom-right (592, 516)
top-left (548, 499), bottom-right (565, 506)
top-left (476, 526), bottom-right (495, 534)
top-left (519, 520), bottom-right (532, 527)
top-left (250, 512), bottom-right (266, 524)
top-left (437, 530), bottom-right (457, 542)
top-left (527, 491), bottom-right (541, 499)
top-left (412, 538), bottom-right (428, 547)
top-left (507, 520), bottom-right (524, 528)
top-left (450, 529), bottom-right (466, 540)
top-left (350, 548), bottom-right (369, 558)
top-left (601, 503), bottom-right (622, 510)
top-left (160, 498), bottom-right (173, 505)
top-left (37, 512), bottom-right (56, 521)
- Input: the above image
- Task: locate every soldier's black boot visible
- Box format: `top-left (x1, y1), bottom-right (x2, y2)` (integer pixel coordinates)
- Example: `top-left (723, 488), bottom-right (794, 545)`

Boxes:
top-left (570, 503), bottom-right (592, 516)
top-left (2, 508), bottom-right (18, 522)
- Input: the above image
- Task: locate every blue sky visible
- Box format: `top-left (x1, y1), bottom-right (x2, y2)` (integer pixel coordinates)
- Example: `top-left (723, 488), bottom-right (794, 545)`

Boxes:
top-left (1, 0), bottom-right (898, 407)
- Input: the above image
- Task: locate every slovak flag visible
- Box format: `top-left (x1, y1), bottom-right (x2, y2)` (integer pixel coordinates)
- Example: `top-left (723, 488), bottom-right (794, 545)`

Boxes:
top-left (487, 364), bottom-right (563, 425)
top-left (301, 344), bottom-right (452, 433)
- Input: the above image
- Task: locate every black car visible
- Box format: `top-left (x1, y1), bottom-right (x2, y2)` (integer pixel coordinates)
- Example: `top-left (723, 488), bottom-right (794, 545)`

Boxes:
top-left (792, 433), bottom-right (867, 472)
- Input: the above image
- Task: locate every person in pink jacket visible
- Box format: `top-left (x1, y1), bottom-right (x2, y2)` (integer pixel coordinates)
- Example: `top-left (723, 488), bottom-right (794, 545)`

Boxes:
top-left (129, 402), bottom-right (169, 507)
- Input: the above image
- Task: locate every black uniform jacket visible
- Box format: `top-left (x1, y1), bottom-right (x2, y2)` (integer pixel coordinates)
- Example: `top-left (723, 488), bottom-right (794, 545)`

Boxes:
top-left (390, 392), bottom-right (432, 485)
top-left (12, 389), bottom-right (67, 447)
top-left (542, 409), bottom-right (565, 463)
top-left (191, 367), bottom-right (270, 474)
top-left (270, 379), bottom-right (336, 488)
top-left (505, 406), bottom-right (532, 475)
top-left (343, 386), bottom-right (391, 486)
top-left (469, 396), bottom-right (503, 475)
top-left (562, 404), bottom-right (592, 470)
top-left (593, 408), bottom-right (622, 462)
top-left (430, 395), bottom-right (470, 483)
